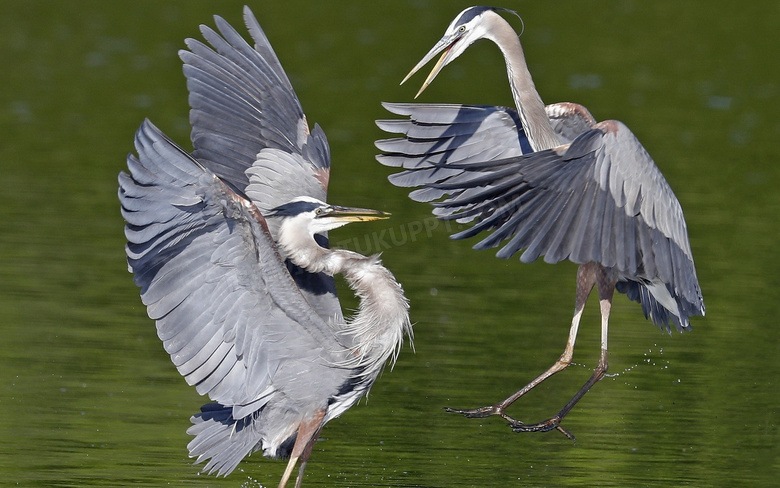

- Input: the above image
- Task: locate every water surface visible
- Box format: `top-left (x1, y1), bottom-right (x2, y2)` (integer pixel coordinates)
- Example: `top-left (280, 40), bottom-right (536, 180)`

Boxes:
top-left (0, 1), bottom-right (777, 487)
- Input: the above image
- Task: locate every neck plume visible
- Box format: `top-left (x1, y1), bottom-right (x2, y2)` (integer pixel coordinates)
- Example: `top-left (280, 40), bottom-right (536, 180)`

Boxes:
top-left (277, 225), bottom-right (412, 375)
top-left (484, 11), bottom-right (560, 152)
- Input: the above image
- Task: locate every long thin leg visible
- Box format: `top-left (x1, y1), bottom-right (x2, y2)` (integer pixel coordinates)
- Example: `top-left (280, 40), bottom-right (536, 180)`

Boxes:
top-left (507, 265), bottom-right (617, 438)
top-left (293, 460), bottom-right (309, 488)
top-left (445, 264), bottom-right (597, 427)
top-left (293, 422), bottom-right (324, 488)
top-left (279, 410), bottom-right (326, 488)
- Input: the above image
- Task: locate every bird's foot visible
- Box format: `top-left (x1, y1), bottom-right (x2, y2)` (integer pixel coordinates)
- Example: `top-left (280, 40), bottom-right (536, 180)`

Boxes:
top-left (446, 405), bottom-right (576, 441)
top-left (507, 415), bottom-right (576, 442)
top-left (444, 404), bottom-right (503, 419)
top-left (444, 405), bottom-right (530, 428)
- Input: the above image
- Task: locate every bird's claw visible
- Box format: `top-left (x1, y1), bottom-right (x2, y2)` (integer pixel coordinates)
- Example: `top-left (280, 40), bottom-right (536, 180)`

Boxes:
top-left (507, 416), bottom-right (576, 441)
top-left (444, 405), bottom-right (501, 419)
top-left (445, 405), bottom-right (576, 441)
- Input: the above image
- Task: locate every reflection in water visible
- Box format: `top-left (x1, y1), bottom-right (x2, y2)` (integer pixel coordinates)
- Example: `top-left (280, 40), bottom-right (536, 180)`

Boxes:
top-left (0, 1), bottom-right (777, 487)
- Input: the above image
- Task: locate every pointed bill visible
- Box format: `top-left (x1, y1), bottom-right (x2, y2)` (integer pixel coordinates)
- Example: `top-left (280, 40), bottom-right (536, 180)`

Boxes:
top-left (322, 205), bottom-right (390, 223)
top-left (400, 35), bottom-right (458, 98)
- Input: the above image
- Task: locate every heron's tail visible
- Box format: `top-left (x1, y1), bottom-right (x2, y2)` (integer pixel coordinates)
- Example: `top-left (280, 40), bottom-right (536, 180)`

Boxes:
top-left (186, 403), bottom-right (265, 477)
top-left (616, 280), bottom-right (698, 333)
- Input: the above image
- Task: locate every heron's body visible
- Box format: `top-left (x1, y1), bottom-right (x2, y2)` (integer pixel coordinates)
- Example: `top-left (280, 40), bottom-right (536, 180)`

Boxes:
top-left (119, 8), bottom-right (411, 487)
top-left (377, 6), bottom-right (703, 437)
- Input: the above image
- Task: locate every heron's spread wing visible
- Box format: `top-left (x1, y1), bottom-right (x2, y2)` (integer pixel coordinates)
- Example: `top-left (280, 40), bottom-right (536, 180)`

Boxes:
top-left (182, 6), bottom-right (329, 207)
top-left (180, 7), bottom-right (340, 322)
top-left (376, 103), bottom-right (531, 203)
top-left (378, 110), bottom-right (704, 330)
top-left (120, 120), bottom-right (346, 418)
top-left (375, 102), bottom-right (594, 204)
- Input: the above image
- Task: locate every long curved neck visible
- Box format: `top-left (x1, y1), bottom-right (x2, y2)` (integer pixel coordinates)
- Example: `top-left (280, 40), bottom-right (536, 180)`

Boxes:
top-left (484, 12), bottom-right (560, 151)
top-left (279, 231), bottom-right (412, 373)
top-left (336, 249), bottom-right (411, 368)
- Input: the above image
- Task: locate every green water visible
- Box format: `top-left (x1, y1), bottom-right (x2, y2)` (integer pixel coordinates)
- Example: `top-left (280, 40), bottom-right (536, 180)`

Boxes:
top-left (0, 1), bottom-right (777, 486)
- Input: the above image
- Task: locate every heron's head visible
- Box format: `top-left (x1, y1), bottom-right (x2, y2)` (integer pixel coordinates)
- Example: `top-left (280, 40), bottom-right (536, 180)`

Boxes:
top-left (401, 6), bottom-right (521, 98)
top-left (270, 196), bottom-right (390, 238)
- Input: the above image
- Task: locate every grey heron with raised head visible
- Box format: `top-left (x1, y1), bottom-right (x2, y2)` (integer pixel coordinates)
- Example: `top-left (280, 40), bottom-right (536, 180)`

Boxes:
top-left (119, 7), bottom-right (412, 487)
top-left (376, 6), bottom-right (704, 439)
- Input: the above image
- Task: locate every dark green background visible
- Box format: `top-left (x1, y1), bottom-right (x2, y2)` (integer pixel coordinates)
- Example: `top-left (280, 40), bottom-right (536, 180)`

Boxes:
top-left (1, 1), bottom-right (777, 486)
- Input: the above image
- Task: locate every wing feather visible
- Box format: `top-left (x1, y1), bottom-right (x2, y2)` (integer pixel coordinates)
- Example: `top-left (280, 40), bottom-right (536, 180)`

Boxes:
top-left (180, 7), bottom-right (340, 323)
top-left (120, 120), bottom-right (346, 411)
top-left (182, 8), bottom-right (328, 201)
top-left (377, 104), bottom-right (704, 329)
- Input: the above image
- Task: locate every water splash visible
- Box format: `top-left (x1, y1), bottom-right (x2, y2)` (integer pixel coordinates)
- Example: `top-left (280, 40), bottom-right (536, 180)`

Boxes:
top-left (571, 344), bottom-right (672, 382)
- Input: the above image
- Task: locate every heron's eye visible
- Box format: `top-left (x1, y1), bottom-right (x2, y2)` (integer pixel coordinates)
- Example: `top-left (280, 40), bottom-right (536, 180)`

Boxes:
top-left (315, 208), bottom-right (323, 215)
top-left (458, 25), bottom-right (466, 33)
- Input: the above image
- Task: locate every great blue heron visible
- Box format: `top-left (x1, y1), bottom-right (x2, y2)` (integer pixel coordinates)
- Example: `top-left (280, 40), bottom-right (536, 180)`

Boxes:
top-left (118, 7), bottom-right (412, 487)
top-left (376, 6), bottom-right (704, 439)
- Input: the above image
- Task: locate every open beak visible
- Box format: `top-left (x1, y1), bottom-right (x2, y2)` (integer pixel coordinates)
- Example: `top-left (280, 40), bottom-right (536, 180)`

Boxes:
top-left (400, 35), bottom-right (459, 98)
top-left (321, 205), bottom-right (390, 223)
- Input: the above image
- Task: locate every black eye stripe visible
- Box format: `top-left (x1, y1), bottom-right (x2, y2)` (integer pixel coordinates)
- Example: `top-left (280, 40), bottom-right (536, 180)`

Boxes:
top-left (271, 200), bottom-right (322, 217)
